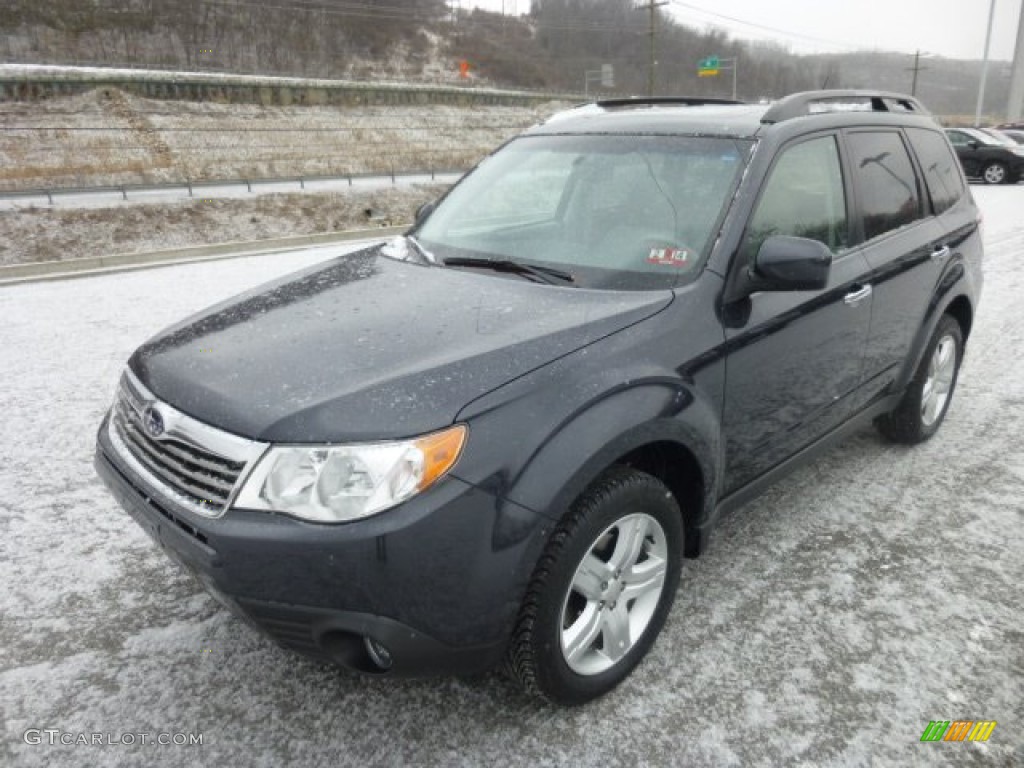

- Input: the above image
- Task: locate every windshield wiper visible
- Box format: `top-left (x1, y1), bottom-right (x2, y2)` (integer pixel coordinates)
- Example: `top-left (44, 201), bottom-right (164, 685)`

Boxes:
top-left (443, 257), bottom-right (575, 285)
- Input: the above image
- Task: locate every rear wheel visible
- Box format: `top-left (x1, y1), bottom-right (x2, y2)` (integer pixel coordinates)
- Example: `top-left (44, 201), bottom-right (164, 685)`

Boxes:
top-left (506, 467), bottom-right (682, 705)
top-left (876, 315), bottom-right (963, 444)
top-left (981, 161), bottom-right (1008, 185)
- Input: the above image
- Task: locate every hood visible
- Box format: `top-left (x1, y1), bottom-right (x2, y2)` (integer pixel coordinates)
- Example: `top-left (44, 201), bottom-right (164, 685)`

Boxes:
top-left (131, 245), bottom-right (672, 442)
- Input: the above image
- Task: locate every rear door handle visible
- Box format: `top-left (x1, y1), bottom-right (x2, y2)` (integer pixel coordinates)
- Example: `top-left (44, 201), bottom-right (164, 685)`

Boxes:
top-left (844, 284), bottom-right (872, 306)
top-left (931, 245), bottom-right (951, 261)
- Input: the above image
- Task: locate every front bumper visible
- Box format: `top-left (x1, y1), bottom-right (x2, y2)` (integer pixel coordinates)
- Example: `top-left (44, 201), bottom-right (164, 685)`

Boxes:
top-left (95, 414), bottom-right (550, 676)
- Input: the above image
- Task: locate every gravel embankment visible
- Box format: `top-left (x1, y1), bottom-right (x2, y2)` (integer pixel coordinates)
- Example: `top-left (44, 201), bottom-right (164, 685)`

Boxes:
top-left (0, 185), bottom-right (448, 266)
top-left (0, 88), bottom-right (563, 191)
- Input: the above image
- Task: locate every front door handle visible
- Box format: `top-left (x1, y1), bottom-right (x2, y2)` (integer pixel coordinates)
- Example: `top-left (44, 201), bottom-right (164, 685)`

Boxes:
top-left (931, 245), bottom-right (951, 261)
top-left (844, 284), bottom-right (872, 306)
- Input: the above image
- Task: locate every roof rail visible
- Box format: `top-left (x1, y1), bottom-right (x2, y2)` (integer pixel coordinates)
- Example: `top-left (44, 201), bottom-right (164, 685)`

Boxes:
top-left (596, 97), bottom-right (745, 109)
top-left (760, 90), bottom-right (929, 124)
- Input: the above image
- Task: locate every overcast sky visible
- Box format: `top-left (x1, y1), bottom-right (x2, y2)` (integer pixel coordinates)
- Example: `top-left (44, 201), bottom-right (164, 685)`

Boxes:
top-left (464, 0), bottom-right (1022, 61)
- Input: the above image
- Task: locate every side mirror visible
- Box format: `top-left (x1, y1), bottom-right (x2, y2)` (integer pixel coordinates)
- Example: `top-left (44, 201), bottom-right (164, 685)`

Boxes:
top-left (752, 235), bottom-right (832, 291)
top-left (967, 140), bottom-right (980, 150)
top-left (414, 201), bottom-right (435, 223)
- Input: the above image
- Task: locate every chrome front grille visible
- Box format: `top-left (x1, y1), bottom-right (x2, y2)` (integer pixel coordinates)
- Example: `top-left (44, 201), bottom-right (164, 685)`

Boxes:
top-left (107, 369), bottom-right (267, 517)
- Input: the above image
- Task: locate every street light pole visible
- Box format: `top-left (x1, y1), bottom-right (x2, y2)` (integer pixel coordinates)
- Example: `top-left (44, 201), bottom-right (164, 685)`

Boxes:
top-left (974, 0), bottom-right (997, 126)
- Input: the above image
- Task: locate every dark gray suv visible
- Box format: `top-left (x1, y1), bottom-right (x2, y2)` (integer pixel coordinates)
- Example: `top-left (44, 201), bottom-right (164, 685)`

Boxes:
top-left (95, 90), bottom-right (982, 704)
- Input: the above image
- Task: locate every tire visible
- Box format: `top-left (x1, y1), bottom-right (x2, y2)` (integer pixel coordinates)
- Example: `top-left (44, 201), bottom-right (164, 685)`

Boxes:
top-left (981, 161), bottom-right (1008, 185)
top-left (506, 467), bottom-right (683, 705)
top-left (876, 314), bottom-right (963, 444)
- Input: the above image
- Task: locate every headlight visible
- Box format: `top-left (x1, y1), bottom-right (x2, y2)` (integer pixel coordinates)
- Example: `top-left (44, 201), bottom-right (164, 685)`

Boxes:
top-left (234, 425), bottom-right (467, 522)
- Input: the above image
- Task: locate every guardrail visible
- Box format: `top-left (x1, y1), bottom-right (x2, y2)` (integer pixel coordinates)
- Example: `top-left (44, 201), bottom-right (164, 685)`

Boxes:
top-left (0, 168), bottom-right (466, 206)
top-left (0, 67), bottom-right (584, 107)
top-left (0, 60), bottom-right (584, 101)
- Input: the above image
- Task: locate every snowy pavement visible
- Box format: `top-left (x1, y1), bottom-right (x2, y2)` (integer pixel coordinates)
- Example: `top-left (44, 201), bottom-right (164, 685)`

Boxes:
top-left (1, 188), bottom-right (1022, 767)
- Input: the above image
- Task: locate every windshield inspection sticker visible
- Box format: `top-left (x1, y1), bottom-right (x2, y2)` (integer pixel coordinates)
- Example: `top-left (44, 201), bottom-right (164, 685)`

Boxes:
top-left (646, 247), bottom-right (693, 267)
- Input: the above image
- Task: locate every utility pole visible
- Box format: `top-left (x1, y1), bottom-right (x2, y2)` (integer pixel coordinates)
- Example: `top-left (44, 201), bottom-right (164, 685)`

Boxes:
top-left (974, 0), bottom-right (997, 126)
top-left (635, 1), bottom-right (668, 97)
top-left (1007, 0), bottom-right (1024, 121)
top-left (906, 50), bottom-right (929, 97)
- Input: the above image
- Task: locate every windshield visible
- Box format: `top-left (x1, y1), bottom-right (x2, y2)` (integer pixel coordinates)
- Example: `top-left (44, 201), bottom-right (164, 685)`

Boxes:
top-left (413, 134), bottom-right (750, 290)
top-left (979, 128), bottom-right (1019, 147)
top-left (964, 128), bottom-right (1010, 147)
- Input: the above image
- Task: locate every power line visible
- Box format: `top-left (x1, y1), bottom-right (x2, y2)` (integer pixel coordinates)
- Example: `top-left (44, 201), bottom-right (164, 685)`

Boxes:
top-left (666, 0), bottom-right (861, 52)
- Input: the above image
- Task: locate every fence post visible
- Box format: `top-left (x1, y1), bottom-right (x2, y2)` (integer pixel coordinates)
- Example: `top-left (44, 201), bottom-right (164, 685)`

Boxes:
top-left (121, 186), bottom-right (127, 201)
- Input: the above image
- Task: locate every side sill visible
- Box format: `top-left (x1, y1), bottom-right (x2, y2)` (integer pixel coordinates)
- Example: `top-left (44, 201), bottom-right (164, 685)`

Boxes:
top-left (701, 392), bottom-right (903, 535)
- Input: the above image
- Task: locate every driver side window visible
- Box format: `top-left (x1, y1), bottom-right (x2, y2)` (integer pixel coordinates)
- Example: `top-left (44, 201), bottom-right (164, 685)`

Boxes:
top-left (741, 136), bottom-right (848, 269)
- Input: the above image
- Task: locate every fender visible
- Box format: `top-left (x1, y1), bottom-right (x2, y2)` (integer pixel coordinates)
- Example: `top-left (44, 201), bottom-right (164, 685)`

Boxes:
top-left (506, 382), bottom-right (719, 526)
top-left (894, 257), bottom-right (972, 393)
top-left (451, 279), bottom-right (729, 562)
top-left (454, 360), bottom-right (723, 540)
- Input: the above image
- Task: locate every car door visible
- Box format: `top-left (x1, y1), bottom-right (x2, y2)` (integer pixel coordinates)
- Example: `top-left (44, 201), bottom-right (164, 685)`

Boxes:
top-left (846, 127), bottom-right (969, 404)
top-left (721, 133), bottom-right (874, 493)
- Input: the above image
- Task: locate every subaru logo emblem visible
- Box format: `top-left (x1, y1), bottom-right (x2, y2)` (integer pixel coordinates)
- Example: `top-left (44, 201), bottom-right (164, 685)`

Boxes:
top-left (143, 405), bottom-right (165, 438)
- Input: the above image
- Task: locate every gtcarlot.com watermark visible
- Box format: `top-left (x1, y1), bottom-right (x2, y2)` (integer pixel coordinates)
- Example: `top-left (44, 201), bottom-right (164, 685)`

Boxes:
top-left (24, 729), bottom-right (203, 747)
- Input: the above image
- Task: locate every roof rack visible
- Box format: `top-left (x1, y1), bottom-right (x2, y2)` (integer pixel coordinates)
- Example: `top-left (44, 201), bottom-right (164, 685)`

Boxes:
top-left (596, 97), bottom-right (745, 109)
top-left (760, 90), bottom-right (929, 124)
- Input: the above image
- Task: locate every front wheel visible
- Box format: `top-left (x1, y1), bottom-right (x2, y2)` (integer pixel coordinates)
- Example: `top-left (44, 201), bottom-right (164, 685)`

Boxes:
top-left (876, 314), bottom-right (963, 444)
top-left (506, 467), bottom-right (683, 705)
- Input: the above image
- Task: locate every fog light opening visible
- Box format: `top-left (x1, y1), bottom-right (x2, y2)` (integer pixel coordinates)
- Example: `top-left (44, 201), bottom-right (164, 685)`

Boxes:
top-left (364, 636), bottom-right (393, 671)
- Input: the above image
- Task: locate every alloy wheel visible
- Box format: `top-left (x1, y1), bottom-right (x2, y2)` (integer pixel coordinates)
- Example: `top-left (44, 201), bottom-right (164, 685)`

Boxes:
top-left (559, 513), bottom-right (668, 676)
top-left (921, 334), bottom-right (957, 426)
top-left (983, 164), bottom-right (1007, 184)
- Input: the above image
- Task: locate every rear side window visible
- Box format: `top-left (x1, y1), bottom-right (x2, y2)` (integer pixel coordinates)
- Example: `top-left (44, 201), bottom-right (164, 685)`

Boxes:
top-left (907, 128), bottom-right (965, 215)
top-left (846, 131), bottom-right (922, 241)
top-left (741, 135), bottom-right (848, 265)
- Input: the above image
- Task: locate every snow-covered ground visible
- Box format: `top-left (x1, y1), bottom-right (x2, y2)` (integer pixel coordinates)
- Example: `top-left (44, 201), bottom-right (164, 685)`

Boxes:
top-left (0, 187), bottom-right (1021, 767)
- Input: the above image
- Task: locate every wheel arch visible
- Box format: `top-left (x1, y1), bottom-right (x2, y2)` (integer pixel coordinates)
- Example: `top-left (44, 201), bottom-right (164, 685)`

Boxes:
top-left (616, 441), bottom-right (706, 558)
top-left (500, 382), bottom-right (721, 561)
top-left (944, 294), bottom-right (973, 341)
top-left (896, 264), bottom-right (973, 392)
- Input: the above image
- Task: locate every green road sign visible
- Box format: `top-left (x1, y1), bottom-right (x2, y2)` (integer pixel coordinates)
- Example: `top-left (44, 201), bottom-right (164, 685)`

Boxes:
top-left (698, 55), bottom-right (720, 76)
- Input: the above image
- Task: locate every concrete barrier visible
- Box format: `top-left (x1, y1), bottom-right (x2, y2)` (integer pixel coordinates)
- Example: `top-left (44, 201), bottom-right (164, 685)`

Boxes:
top-left (0, 225), bottom-right (405, 286)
